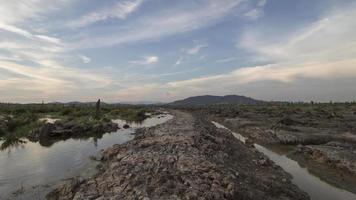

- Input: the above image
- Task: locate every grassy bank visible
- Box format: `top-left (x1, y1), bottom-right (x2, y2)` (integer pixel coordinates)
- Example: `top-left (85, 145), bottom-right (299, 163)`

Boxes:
top-left (0, 103), bottom-right (153, 143)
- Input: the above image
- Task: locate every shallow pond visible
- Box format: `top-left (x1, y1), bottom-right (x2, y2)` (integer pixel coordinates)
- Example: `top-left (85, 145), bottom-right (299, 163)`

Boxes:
top-left (212, 121), bottom-right (356, 200)
top-left (0, 113), bottom-right (173, 200)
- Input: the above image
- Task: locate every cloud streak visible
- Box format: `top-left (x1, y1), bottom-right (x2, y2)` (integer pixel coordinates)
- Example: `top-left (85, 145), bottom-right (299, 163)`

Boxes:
top-left (238, 6), bottom-right (356, 63)
top-left (80, 55), bottom-right (91, 64)
top-left (115, 59), bottom-right (356, 102)
top-left (68, 0), bottom-right (144, 28)
top-left (115, 3), bottom-right (356, 102)
top-left (185, 43), bottom-right (208, 55)
top-left (0, 0), bottom-right (70, 24)
top-left (0, 59), bottom-right (113, 99)
top-left (1, 0), bottom-right (356, 103)
top-left (71, 0), bottom-right (243, 49)
top-left (244, 9), bottom-right (264, 20)
top-left (0, 23), bottom-right (61, 45)
top-left (130, 56), bottom-right (159, 65)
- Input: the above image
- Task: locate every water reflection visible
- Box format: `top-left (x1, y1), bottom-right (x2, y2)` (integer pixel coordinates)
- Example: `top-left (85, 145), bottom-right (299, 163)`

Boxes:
top-left (0, 137), bottom-right (27, 151)
top-left (0, 113), bottom-right (173, 200)
top-left (212, 121), bottom-right (356, 200)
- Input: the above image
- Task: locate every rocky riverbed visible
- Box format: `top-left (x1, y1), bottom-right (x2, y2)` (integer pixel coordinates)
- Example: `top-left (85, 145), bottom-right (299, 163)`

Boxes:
top-left (47, 110), bottom-right (309, 200)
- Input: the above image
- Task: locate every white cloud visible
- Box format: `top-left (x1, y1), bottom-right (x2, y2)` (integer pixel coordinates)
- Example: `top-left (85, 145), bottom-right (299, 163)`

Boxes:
top-left (0, 59), bottom-right (113, 95)
top-left (69, 0), bottom-right (144, 28)
top-left (0, 1), bottom-right (119, 103)
top-left (175, 57), bottom-right (183, 66)
top-left (173, 42), bottom-right (208, 66)
top-left (243, 0), bottom-right (266, 20)
top-left (80, 55), bottom-right (91, 64)
top-left (2, 0), bottom-right (355, 103)
top-left (0, 22), bottom-right (62, 45)
top-left (244, 9), bottom-right (263, 20)
top-left (130, 56), bottom-right (159, 65)
top-left (115, 4), bottom-right (356, 102)
top-left (0, 54), bottom-right (21, 62)
top-left (36, 35), bottom-right (61, 44)
top-left (115, 58), bottom-right (356, 102)
top-left (258, 0), bottom-right (267, 7)
top-left (0, 23), bottom-right (33, 38)
top-left (185, 43), bottom-right (208, 55)
top-left (0, 0), bottom-right (71, 24)
top-left (215, 57), bottom-right (240, 63)
top-left (0, 38), bottom-right (64, 68)
top-left (239, 6), bottom-right (356, 62)
top-left (71, 0), bottom-right (243, 49)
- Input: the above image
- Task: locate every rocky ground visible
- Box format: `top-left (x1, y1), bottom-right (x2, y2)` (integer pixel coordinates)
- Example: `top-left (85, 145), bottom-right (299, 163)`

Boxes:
top-left (212, 113), bottom-right (356, 176)
top-left (215, 116), bottom-right (356, 146)
top-left (198, 104), bottom-right (356, 145)
top-left (289, 141), bottom-right (356, 194)
top-left (47, 110), bottom-right (309, 200)
top-left (295, 141), bottom-right (356, 175)
top-left (200, 104), bottom-right (356, 194)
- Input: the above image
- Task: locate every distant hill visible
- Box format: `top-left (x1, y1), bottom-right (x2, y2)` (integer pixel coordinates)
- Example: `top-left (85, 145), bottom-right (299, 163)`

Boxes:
top-left (47, 101), bottom-right (162, 106)
top-left (171, 95), bottom-right (263, 106)
top-left (118, 101), bottom-right (162, 105)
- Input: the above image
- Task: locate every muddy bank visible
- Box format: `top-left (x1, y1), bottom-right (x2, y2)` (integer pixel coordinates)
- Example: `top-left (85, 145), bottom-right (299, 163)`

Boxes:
top-left (28, 120), bottom-right (119, 146)
top-left (295, 142), bottom-right (356, 175)
top-left (290, 141), bottom-right (356, 193)
top-left (167, 103), bottom-right (356, 196)
top-left (0, 113), bottom-right (173, 200)
top-left (195, 104), bottom-right (356, 146)
top-left (48, 111), bottom-right (309, 200)
top-left (216, 117), bottom-right (356, 191)
top-left (217, 117), bottom-right (356, 146)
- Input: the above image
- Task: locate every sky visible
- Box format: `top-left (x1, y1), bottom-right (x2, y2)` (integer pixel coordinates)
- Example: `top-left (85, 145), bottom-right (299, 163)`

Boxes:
top-left (0, 0), bottom-right (356, 103)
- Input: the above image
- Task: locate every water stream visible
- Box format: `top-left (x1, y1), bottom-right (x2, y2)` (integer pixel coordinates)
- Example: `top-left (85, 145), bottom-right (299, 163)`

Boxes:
top-left (0, 114), bottom-right (173, 200)
top-left (212, 121), bottom-right (356, 200)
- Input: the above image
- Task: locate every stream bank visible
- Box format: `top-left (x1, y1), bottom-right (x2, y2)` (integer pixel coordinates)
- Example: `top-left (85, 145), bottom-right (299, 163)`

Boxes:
top-left (0, 113), bottom-right (172, 200)
top-left (48, 111), bottom-right (308, 200)
top-left (212, 121), bottom-right (356, 200)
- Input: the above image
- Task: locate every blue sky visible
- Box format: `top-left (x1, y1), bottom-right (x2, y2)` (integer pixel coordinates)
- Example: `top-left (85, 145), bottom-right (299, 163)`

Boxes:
top-left (0, 0), bottom-right (356, 103)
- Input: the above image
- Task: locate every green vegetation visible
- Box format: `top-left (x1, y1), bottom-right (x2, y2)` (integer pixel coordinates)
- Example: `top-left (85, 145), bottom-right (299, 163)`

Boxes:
top-left (0, 103), bottom-right (153, 145)
top-left (108, 108), bottom-right (147, 122)
top-left (0, 136), bottom-right (26, 151)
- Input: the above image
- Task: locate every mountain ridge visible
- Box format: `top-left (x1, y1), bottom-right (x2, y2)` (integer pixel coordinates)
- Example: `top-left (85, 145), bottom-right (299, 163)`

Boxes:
top-left (171, 95), bottom-right (263, 105)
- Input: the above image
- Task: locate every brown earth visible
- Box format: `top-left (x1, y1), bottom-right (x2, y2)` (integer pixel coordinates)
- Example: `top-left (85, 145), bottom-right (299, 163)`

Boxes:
top-left (47, 110), bottom-right (309, 200)
top-left (295, 141), bottom-right (356, 175)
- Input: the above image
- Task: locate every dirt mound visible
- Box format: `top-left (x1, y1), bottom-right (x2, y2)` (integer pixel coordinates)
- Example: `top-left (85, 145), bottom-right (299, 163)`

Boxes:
top-left (48, 111), bottom-right (309, 200)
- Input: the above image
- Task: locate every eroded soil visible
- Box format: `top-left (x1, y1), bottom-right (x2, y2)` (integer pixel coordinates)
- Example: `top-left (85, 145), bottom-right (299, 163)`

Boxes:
top-left (201, 104), bottom-right (356, 194)
top-left (48, 110), bottom-right (309, 200)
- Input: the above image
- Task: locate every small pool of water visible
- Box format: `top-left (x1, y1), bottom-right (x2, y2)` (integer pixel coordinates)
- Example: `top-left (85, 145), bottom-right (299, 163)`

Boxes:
top-left (0, 113), bottom-right (173, 200)
top-left (212, 121), bottom-right (356, 200)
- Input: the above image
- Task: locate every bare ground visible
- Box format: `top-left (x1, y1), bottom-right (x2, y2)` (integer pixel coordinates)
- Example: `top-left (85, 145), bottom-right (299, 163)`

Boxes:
top-left (47, 110), bottom-right (309, 200)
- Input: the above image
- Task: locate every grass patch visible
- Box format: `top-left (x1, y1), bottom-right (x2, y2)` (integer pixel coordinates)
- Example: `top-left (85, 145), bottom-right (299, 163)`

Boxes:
top-left (0, 103), bottom-right (153, 144)
top-left (107, 108), bottom-right (148, 122)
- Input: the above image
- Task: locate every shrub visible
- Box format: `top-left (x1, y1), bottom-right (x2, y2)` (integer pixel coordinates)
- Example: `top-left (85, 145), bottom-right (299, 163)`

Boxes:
top-left (0, 128), bottom-right (5, 138)
top-left (61, 108), bottom-right (73, 115)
